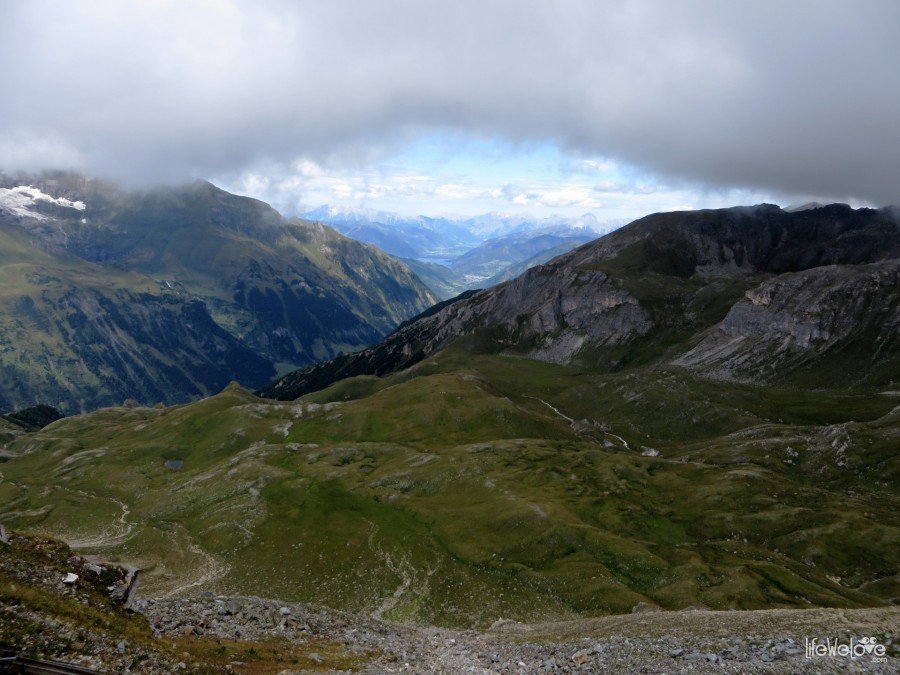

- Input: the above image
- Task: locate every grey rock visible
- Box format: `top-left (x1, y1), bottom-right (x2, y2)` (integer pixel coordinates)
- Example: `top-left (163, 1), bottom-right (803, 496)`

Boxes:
top-left (673, 260), bottom-right (900, 382)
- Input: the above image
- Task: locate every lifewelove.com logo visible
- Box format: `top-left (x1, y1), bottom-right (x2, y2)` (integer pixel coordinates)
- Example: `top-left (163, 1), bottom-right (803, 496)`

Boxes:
top-left (805, 637), bottom-right (887, 663)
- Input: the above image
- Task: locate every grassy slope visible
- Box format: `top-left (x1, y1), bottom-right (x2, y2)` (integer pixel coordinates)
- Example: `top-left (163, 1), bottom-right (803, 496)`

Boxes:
top-left (1, 177), bottom-right (436, 412)
top-left (0, 222), bottom-right (274, 413)
top-left (2, 202), bottom-right (896, 627)
top-left (1, 352), bottom-right (897, 628)
top-left (60, 182), bottom-right (435, 365)
top-left (0, 225), bottom-right (153, 407)
top-left (0, 533), bottom-right (362, 672)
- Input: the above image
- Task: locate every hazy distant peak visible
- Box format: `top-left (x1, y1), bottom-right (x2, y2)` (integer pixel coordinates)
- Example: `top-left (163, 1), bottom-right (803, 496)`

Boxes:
top-left (303, 205), bottom-right (621, 239)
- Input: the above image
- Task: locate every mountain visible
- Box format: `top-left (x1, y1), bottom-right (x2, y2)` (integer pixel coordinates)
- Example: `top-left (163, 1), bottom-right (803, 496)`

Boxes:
top-left (304, 206), bottom-right (620, 296)
top-left (0, 213), bottom-right (272, 413)
top-left (672, 260), bottom-right (900, 384)
top-left (462, 211), bottom-right (616, 239)
top-left (398, 257), bottom-right (467, 300)
top-left (449, 228), bottom-right (596, 286)
top-left (481, 239), bottom-right (587, 286)
top-left (262, 203), bottom-right (900, 401)
top-left (399, 230), bottom-right (596, 300)
top-left (2, 202), bottom-right (896, 629)
top-left (303, 205), bottom-right (480, 260)
top-left (0, 173), bottom-right (435, 412)
top-left (3, 338), bottom-right (897, 626)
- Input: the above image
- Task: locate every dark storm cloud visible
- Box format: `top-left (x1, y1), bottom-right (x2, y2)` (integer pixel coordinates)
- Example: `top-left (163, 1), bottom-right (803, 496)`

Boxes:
top-left (1, 0), bottom-right (898, 203)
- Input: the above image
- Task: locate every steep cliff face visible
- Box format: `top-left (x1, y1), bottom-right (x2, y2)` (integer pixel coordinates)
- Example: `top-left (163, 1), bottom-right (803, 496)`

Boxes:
top-left (261, 203), bottom-right (900, 400)
top-left (402, 259), bottom-right (655, 363)
top-left (673, 260), bottom-right (900, 384)
top-left (259, 258), bottom-right (654, 399)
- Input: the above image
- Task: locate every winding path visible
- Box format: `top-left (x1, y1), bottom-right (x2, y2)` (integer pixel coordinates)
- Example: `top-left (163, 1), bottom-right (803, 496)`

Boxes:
top-left (368, 523), bottom-right (415, 620)
top-left (527, 396), bottom-right (631, 449)
top-left (67, 495), bottom-right (136, 549)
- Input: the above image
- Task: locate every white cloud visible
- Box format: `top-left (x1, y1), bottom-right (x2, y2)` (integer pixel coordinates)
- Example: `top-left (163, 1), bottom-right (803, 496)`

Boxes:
top-left (331, 183), bottom-right (353, 198)
top-left (435, 183), bottom-right (502, 200)
top-left (0, 0), bottom-right (897, 206)
top-left (533, 186), bottom-right (601, 209)
top-left (291, 160), bottom-right (325, 178)
top-left (570, 159), bottom-right (619, 174)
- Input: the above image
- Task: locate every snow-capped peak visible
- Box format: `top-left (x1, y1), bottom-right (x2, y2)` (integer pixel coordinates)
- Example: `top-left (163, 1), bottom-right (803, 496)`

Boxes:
top-left (0, 185), bottom-right (87, 220)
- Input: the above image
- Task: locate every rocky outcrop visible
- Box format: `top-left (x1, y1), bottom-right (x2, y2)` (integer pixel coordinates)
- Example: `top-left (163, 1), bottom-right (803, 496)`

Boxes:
top-left (0, 533), bottom-right (182, 673)
top-left (260, 259), bottom-right (653, 399)
top-left (673, 260), bottom-right (900, 382)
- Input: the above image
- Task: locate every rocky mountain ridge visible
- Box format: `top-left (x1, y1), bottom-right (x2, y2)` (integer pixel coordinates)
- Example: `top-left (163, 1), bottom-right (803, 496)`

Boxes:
top-left (674, 260), bottom-right (900, 383)
top-left (261, 203), bottom-right (900, 400)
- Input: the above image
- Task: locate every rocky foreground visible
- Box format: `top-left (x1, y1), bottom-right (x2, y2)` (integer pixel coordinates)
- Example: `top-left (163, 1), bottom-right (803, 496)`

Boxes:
top-left (2, 532), bottom-right (897, 673)
top-left (141, 595), bottom-right (898, 673)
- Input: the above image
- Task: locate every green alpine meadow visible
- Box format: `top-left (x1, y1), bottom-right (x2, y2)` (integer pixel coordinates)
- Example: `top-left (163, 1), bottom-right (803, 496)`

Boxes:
top-left (2, 202), bottom-right (897, 635)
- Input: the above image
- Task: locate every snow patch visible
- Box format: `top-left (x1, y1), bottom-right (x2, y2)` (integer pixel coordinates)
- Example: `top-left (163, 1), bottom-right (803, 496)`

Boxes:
top-left (0, 185), bottom-right (86, 220)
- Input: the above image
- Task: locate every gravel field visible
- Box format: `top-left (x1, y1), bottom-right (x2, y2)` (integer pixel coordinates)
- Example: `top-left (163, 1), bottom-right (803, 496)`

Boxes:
top-left (140, 596), bottom-right (899, 673)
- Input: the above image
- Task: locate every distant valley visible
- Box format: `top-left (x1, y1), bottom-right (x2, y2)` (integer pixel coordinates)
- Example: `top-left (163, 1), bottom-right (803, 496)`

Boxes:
top-left (304, 205), bottom-right (621, 298)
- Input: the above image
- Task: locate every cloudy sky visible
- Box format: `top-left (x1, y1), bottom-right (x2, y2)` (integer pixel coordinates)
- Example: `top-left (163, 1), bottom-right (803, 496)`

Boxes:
top-left (1, 0), bottom-right (898, 219)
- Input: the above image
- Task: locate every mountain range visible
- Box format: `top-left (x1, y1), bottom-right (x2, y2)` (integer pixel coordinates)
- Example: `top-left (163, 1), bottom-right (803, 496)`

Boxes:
top-left (263, 202), bottom-right (900, 399)
top-left (0, 173), bottom-right (434, 413)
top-left (304, 205), bottom-right (620, 298)
top-left (2, 201), bottom-right (896, 629)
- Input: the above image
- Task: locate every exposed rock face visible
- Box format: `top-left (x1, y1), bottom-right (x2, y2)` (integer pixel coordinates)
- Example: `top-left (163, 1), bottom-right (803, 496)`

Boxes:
top-left (406, 261), bottom-right (653, 364)
top-left (260, 260), bottom-right (653, 399)
top-left (673, 260), bottom-right (900, 381)
top-left (261, 203), bottom-right (899, 400)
